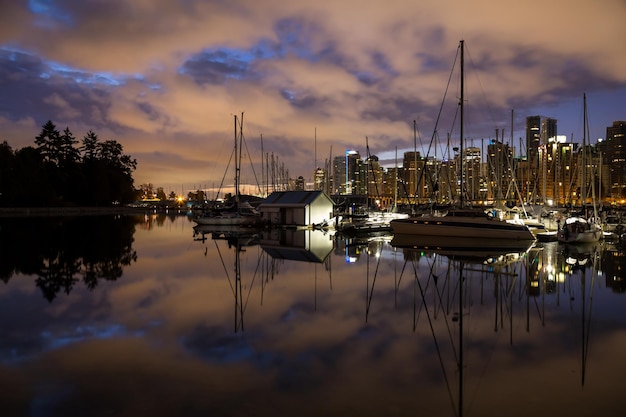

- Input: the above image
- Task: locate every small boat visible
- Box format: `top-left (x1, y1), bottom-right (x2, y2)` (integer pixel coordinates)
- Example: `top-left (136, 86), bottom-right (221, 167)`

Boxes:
top-left (536, 230), bottom-right (559, 242)
top-left (193, 200), bottom-right (262, 226)
top-left (336, 211), bottom-right (408, 236)
top-left (556, 217), bottom-right (602, 244)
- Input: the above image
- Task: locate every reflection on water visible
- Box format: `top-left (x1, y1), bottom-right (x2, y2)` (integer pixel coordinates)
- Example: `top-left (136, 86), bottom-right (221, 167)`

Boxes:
top-left (1, 214), bottom-right (626, 416)
top-left (0, 215), bottom-right (138, 301)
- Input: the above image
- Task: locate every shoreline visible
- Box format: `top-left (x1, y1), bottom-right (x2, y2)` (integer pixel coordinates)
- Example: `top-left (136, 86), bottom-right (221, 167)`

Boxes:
top-left (0, 206), bottom-right (182, 217)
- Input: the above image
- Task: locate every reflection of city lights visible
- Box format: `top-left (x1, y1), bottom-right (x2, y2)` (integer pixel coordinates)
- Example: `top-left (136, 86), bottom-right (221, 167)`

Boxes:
top-left (345, 256), bottom-right (357, 263)
top-left (557, 272), bottom-right (566, 283)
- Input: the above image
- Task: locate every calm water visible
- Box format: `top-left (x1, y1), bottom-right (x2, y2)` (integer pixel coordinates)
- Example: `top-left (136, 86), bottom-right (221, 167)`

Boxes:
top-left (1, 213), bottom-right (626, 417)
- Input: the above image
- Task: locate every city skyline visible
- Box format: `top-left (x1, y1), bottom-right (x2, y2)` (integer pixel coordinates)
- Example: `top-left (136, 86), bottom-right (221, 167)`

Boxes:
top-left (1, 1), bottom-right (625, 192)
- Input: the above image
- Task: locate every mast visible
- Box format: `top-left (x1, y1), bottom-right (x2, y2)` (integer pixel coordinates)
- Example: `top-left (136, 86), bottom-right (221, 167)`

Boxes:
top-left (234, 114), bottom-right (240, 204)
top-left (582, 94), bottom-right (586, 204)
top-left (394, 146), bottom-right (398, 212)
top-left (260, 133), bottom-right (265, 197)
top-left (459, 39), bottom-right (465, 207)
top-left (458, 260), bottom-right (465, 417)
top-left (414, 120), bottom-right (418, 206)
top-left (366, 135), bottom-right (370, 208)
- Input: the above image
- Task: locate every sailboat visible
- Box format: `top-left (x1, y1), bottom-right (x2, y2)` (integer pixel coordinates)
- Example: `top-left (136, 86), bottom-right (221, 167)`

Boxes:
top-left (556, 94), bottom-right (602, 244)
top-left (390, 40), bottom-right (535, 242)
top-left (193, 113), bottom-right (264, 227)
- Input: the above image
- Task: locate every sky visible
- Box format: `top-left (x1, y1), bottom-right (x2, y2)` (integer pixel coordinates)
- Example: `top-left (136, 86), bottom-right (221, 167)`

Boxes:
top-left (1, 0), bottom-right (626, 194)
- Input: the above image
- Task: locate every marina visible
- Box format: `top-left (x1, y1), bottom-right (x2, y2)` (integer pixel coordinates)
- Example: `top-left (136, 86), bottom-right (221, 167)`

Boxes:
top-left (1, 213), bottom-right (626, 416)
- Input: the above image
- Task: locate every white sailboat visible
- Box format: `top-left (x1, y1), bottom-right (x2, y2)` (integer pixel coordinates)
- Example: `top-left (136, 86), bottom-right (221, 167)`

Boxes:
top-left (193, 113), bottom-right (263, 227)
top-left (557, 94), bottom-right (602, 244)
top-left (390, 40), bottom-right (535, 242)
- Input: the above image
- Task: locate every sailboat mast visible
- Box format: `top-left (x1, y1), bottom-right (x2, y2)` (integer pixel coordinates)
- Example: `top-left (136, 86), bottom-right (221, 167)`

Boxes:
top-left (582, 94), bottom-right (587, 204)
top-left (394, 146), bottom-right (398, 212)
top-left (260, 133), bottom-right (265, 197)
top-left (234, 114), bottom-right (240, 203)
top-left (366, 135), bottom-right (370, 208)
top-left (414, 120), bottom-right (418, 205)
top-left (459, 40), bottom-right (465, 207)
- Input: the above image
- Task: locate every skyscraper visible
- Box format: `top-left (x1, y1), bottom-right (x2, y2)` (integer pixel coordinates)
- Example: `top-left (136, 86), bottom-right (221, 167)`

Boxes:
top-left (526, 116), bottom-right (541, 164)
top-left (598, 121), bottom-right (626, 200)
top-left (540, 118), bottom-right (558, 144)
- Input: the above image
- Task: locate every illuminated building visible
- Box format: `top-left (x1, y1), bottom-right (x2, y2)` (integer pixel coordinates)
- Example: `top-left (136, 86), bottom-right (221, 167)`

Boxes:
top-left (597, 121), bottom-right (626, 201)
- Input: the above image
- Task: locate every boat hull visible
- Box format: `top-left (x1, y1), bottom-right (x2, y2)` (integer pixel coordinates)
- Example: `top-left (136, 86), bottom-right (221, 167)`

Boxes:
top-left (556, 229), bottom-right (602, 244)
top-left (390, 216), bottom-right (536, 240)
top-left (193, 214), bottom-right (261, 226)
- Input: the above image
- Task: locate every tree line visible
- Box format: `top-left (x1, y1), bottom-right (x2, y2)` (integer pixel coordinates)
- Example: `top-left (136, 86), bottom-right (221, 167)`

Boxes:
top-left (0, 121), bottom-right (138, 206)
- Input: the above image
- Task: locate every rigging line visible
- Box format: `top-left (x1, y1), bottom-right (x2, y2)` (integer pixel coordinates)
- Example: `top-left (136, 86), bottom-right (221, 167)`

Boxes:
top-left (240, 129), bottom-right (264, 196)
top-left (518, 252), bottom-right (534, 302)
top-left (501, 272), bottom-right (520, 336)
top-left (463, 44), bottom-right (500, 136)
top-left (413, 121), bottom-right (442, 204)
top-left (429, 255), bottom-right (458, 358)
top-left (395, 257), bottom-right (418, 330)
top-left (242, 246), bottom-right (265, 313)
top-left (394, 252), bottom-right (404, 306)
top-left (216, 240), bottom-right (236, 298)
top-left (410, 257), bottom-right (427, 329)
top-left (532, 290), bottom-right (544, 326)
top-left (365, 245), bottom-right (384, 320)
top-left (432, 44), bottom-right (461, 147)
top-left (215, 145), bottom-right (236, 202)
top-left (409, 44), bottom-right (460, 205)
top-left (411, 254), bottom-right (458, 416)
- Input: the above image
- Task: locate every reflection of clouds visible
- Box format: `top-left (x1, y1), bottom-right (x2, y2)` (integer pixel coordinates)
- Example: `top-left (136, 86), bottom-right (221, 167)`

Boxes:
top-left (184, 324), bottom-right (275, 367)
top-left (0, 308), bottom-right (142, 365)
top-left (2, 217), bottom-right (626, 415)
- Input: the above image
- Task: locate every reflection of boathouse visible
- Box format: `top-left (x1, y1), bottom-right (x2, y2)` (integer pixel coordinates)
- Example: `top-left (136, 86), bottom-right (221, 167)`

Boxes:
top-left (261, 229), bottom-right (333, 263)
top-left (258, 191), bottom-right (334, 227)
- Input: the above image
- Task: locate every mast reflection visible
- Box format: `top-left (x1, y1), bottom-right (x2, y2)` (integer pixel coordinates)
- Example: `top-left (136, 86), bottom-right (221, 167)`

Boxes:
top-left (194, 225), bottom-right (261, 332)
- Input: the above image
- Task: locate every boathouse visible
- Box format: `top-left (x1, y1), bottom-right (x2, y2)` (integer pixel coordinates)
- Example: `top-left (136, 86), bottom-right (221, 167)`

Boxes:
top-left (258, 190), bottom-right (334, 227)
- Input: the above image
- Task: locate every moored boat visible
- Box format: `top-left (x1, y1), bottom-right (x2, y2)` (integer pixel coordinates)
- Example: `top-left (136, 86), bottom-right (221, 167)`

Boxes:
top-left (390, 209), bottom-right (535, 240)
top-left (556, 217), bottom-right (602, 244)
top-left (389, 41), bottom-right (535, 243)
top-left (192, 113), bottom-right (264, 228)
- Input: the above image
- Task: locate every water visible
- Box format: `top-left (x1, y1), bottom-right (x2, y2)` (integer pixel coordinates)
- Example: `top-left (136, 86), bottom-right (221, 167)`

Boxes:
top-left (1, 214), bottom-right (626, 417)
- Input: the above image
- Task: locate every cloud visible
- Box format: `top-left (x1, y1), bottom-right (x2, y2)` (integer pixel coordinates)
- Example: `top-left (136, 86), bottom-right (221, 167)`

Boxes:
top-left (1, 0), bottom-right (625, 190)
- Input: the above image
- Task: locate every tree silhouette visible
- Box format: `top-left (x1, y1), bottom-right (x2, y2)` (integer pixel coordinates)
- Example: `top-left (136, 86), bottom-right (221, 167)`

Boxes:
top-left (0, 121), bottom-right (139, 206)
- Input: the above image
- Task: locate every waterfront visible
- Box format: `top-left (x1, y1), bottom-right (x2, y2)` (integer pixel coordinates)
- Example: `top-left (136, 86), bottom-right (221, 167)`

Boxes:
top-left (1, 214), bottom-right (626, 416)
